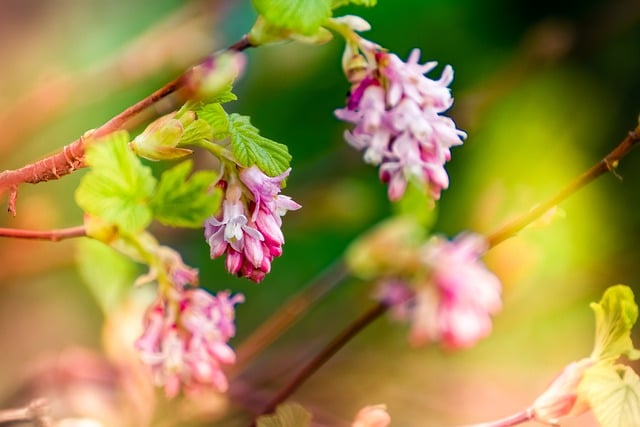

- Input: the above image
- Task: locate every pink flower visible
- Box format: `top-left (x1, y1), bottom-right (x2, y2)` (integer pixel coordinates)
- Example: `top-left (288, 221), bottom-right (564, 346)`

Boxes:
top-left (335, 47), bottom-right (466, 201)
top-left (135, 289), bottom-right (244, 397)
top-left (205, 167), bottom-right (300, 282)
top-left (375, 233), bottom-right (502, 349)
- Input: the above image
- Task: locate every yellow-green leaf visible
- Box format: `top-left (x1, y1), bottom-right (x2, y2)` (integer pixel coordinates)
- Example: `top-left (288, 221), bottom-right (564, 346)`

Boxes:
top-left (590, 285), bottom-right (640, 362)
top-left (256, 403), bottom-right (312, 427)
top-left (580, 364), bottom-right (640, 427)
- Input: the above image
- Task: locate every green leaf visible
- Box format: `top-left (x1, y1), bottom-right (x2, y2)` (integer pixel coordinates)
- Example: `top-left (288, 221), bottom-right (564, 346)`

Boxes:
top-left (256, 403), bottom-right (312, 427)
top-left (188, 102), bottom-right (231, 140)
top-left (228, 113), bottom-right (291, 176)
top-left (75, 131), bottom-right (156, 233)
top-left (252, 0), bottom-right (331, 36)
top-left (580, 364), bottom-right (640, 427)
top-left (181, 119), bottom-right (213, 146)
top-left (331, 0), bottom-right (377, 8)
top-left (75, 238), bottom-right (138, 314)
top-left (208, 82), bottom-right (237, 104)
top-left (150, 160), bottom-right (221, 228)
top-left (591, 285), bottom-right (640, 362)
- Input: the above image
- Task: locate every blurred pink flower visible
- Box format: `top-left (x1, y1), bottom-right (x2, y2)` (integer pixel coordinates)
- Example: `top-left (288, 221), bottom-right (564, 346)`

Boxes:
top-left (135, 289), bottom-right (244, 397)
top-left (376, 233), bottom-right (502, 349)
top-left (204, 166), bottom-right (300, 282)
top-left (335, 47), bottom-right (465, 201)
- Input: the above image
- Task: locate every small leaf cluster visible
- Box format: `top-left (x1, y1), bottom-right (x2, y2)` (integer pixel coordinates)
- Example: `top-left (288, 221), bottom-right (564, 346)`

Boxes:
top-left (76, 131), bottom-right (221, 234)
top-left (250, 0), bottom-right (377, 45)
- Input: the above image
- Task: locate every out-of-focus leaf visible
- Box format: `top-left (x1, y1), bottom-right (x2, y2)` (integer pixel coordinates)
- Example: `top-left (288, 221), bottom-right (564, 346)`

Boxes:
top-left (256, 403), bottom-right (312, 427)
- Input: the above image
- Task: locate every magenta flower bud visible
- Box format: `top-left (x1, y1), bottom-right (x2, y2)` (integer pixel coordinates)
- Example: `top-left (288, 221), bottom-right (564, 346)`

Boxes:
top-left (206, 166), bottom-right (300, 282)
top-left (225, 249), bottom-right (243, 274)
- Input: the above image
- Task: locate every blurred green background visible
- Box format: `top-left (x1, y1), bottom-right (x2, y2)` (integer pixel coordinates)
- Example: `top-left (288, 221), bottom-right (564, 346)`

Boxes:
top-left (0, 0), bottom-right (639, 426)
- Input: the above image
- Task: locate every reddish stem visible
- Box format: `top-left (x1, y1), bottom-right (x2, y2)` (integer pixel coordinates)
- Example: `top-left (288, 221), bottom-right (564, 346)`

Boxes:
top-left (0, 36), bottom-right (253, 214)
top-left (0, 225), bottom-right (86, 241)
top-left (460, 409), bottom-right (534, 427)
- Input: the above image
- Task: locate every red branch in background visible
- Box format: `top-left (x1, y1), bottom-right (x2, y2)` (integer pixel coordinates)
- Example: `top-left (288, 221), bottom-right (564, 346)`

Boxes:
top-left (0, 35), bottom-right (252, 216)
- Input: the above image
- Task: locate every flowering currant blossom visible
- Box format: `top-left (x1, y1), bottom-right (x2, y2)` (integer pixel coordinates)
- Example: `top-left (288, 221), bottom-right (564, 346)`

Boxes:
top-left (136, 289), bottom-right (244, 398)
top-left (335, 43), bottom-right (466, 201)
top-left (376, 233), bottom-right (502, 349)
top-left (204, 166), bottom-right (301, 282)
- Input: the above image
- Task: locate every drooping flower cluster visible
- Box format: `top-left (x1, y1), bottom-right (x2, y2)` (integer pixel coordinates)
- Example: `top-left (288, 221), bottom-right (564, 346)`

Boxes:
top-left (335, 38), bottom-right (466, 201)
top-left (377, 233), bottom-right (502, 349)
top-left (204, 166), bottom-right (301, 282)
top-left (136, 288), bottom-right (244, 398)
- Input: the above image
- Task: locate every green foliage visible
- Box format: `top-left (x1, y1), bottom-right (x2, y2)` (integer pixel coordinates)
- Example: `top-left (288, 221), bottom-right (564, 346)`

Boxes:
top-left (252, 0), bottom-right (331, 36)
top-left (256, 403), bottom-right (312, 427)
top-left (150, 160), bottom-right (221, 228)
top-left (76, 131), bottom-right (156, 233)
top-left (188, 102), bottom-right (231, 140)
top-left (181, 119), bottom-right (213, 146)
top-left (331, 0), bottom-right (377, 8)
top-left (75, 238), bottom-right (138, 313)
top-left (228, 113), bottom-right (291, 176)
top-left (590, 285), bottom-right (640, 362)
top-left (206, 82), bottom-right (237, 104)
top-left (580, 364), bottom-right (640, 427)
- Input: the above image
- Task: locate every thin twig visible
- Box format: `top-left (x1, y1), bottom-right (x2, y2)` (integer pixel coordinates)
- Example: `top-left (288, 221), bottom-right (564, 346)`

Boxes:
top-left (487, 126), bottom-right (640, 247)
top-left (0, 225), bottom-right (86, 241)
top-left (460, 409), bottom-right (534, 427)
top-left (251, 302), bottom-right (388, 426)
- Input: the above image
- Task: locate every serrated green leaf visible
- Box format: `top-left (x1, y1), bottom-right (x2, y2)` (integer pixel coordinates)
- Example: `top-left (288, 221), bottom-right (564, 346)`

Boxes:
top-left (209, 82), bottom-right (237, 104)
top-left (75, 131), bottom-right (156, 233)
top-left (187, 102), bottom-right (231, 140)
top-left (150, 160), bottom-right (221, 228)
top-left (253, 0), bottom-right (331, 36)
top-left (580, 364), bottom-right (640, 427)
top-left (228, 113), bottom-right (291, 176)
top-left (331, 0), bottom-right (377, 8)
top-left (590, 285), bottom-right (640, 362)
top-left (76, 238), bottom-right (138, 314)
top-left (256, 403), bottom-right (312, 427)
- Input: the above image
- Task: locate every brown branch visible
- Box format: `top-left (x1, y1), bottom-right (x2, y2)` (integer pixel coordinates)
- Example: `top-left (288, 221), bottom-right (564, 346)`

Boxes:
top-left (0, 225), bottom-right (86, 241)
top-left (0, 399), bottom-right (53, 427)
top-left (0, 35), bottom-right (254, 214)
top-left (251, 302), bottom-right (388, 425)
top-left (487, 126), bottom-right (640, 248)
top-left (232, 260), bottom-right (349, 375)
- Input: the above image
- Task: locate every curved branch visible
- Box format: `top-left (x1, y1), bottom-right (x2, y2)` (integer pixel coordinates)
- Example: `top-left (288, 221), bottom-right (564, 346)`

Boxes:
top-left (251, 302), bottom-right (388, 425)
top-left (0, 225), bottom-right (86, 241)
top-left (487, 126), bottom-right (640, 247)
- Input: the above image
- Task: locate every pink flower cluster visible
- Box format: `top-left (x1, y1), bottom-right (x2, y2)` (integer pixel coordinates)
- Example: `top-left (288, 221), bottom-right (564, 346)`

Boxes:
top-left (377, 233), bottom-right (501, 349)
top-left (205, 166), bottom-right (301, 282)
top-left (335, 48), bottom-right (466, 201)
top-left (136, 289), bottom-right (244, 398)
